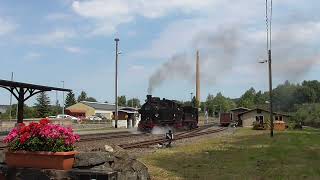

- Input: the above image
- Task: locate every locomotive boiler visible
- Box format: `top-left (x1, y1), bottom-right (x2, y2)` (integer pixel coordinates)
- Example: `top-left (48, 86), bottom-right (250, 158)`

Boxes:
top-left (138, 95), bottom-right (198, 131)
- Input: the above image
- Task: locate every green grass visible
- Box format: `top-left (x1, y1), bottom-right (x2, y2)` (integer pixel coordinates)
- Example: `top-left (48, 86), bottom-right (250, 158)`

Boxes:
top-left (140, 128), bottom-right (320, 180)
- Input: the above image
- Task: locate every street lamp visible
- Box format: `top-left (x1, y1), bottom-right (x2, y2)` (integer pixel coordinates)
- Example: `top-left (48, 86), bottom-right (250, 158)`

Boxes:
top-left (190, 92), bottom-right (193, 102)
top-left (114, 38), bottom-right (120, 128)
top-left (61, 81), bottom-right (65, 115)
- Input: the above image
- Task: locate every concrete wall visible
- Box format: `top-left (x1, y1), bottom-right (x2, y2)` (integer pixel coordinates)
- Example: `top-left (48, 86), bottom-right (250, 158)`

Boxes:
top-left (241, 110), bottom-right (289, 128)
top-left (241, 111), bottom-right (271, 127)
top-left (112, 120), bottom-right (129, 128)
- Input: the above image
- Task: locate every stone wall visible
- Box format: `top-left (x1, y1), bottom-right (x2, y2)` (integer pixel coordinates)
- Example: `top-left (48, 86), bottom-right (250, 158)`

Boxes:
top-left (0, 145), bottom-right (150, 180)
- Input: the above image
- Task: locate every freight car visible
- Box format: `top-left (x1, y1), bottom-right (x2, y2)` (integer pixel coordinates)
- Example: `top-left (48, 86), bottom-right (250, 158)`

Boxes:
top-left (220, 112), bottom-right (232, 126)
top-left (138, 95), bottom-right (198, 131)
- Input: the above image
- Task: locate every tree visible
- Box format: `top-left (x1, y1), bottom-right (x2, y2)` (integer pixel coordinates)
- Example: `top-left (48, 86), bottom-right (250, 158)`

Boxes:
top-left (294, 85), bottom-right (316, 104)
top-left (77, 91), bottom-right (87, 102)
top-left (302, 80), bottom-right (320, 101)
top-left (205, 93), bottom-right (236, 116)
top-left (50, 105), bottom-right (62, 116)
top-left (0, 104), bottom-right (36, 119)
top-left (237, 87), bottom-right (256, 109)
top-left (65, 91), bottom-right (77, 107)
top-left (34, 92), bottom-right (51, 118)
top-left (86, 97), bottom-right (97, 102)
top-left (127, 98), bottom-right (141, 108)
top-left (272, 81), bottom-right (298, 112)
top-left (205, 94), bottom-right (215, 116)
top-left (118, 96), bottom-right (127, 106)
top-left (293, 103), bottom-right (320, 128)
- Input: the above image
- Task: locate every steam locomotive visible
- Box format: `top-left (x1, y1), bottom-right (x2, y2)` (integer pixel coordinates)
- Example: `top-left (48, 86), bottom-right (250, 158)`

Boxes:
top-left (138, 95), bottom-right (199, 131)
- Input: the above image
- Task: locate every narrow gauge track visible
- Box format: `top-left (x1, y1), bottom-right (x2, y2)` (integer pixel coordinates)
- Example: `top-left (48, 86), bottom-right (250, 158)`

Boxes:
top-left (79, 124), bottom-right (215, 142)
top-left (118, 127), bottom-right (227, 149)
top-left (79, 132), bottom-right (147, 142)
top-left (0, 124), bottom-right (217, 150)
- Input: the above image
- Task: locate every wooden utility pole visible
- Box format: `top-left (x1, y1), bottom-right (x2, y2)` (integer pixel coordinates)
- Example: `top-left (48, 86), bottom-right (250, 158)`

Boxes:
top-left (196, 50), bottom-right (200, 108)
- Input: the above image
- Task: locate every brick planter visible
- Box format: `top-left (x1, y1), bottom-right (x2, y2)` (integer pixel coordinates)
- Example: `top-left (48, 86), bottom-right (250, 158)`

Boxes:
top-left (5, 151), bottom-right (78, 170)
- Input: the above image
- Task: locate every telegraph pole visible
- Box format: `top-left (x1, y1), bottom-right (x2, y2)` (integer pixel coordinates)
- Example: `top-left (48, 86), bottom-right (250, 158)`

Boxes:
top-left (268, 50), bottom-right (273, 137)
top-left (114, 38), bottom-right (120, 128)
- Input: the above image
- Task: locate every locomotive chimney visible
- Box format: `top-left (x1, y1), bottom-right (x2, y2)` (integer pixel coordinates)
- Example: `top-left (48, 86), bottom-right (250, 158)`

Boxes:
top-left (196, 50), bottom-right (200, 107)
top-left (147, 95), bottom-right (152, 101)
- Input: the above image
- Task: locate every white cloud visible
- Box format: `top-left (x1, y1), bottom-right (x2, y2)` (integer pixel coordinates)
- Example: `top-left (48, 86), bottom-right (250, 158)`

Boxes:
top-left (30, 29), bottom-right (76, 45)
top-left (0, 17), bottom-right (17, 36)
top-left (24, 52), bottom-right (42, 60)
top-left (129, 65), bottom-right (144, 71)
top-left (64, 46), bottom-right (83, 53)
top-left (45, 13), bottom-right (72, 21)
top-left (71, 0), bottom-right (218, 36)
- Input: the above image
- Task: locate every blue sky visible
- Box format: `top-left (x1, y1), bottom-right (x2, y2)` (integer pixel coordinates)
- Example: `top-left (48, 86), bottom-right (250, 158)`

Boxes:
top-left (0, 0), bottom-right (319, 106)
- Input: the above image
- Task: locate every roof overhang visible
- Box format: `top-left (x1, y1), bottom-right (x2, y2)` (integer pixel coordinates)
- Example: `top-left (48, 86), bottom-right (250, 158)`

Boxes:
top-left (238, 108), bottom-right (291, 117)
top-left (0, 79), bottom-right (71, 92)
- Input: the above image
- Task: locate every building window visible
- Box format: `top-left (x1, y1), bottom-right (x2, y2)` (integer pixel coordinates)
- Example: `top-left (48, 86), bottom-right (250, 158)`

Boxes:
top-left (256, 115), bottom-right (264, 125)
top-left (274, 116), bottom-right (283, 121)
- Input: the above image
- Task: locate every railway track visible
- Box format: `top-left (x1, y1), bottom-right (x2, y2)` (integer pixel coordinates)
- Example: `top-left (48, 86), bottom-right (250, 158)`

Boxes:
top-left (0, 124), bottom-right (219, 150)
top-left (118, 127), bottom-right (227, 149)
top-left (79, 123), bottom-right (215, 142)
top-left (79, 132), bottom-right (147, 142)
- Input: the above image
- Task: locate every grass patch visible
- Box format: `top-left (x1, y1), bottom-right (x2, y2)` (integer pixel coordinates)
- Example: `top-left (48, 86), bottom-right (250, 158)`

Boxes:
top-left (140, 128), bottom-right (320, 180)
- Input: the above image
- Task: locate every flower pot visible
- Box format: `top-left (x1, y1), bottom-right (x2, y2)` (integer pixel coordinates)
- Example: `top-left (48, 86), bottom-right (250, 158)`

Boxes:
top-left (5, 151), bottom-right (78, 170)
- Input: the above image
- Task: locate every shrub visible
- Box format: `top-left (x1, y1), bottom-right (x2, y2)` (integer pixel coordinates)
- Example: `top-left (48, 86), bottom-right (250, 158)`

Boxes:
top-left (252, 121), bottom-right (265, 130)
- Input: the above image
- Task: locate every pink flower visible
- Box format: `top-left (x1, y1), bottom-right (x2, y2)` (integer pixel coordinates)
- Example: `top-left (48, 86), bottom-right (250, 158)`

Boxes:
top-left (4, 119), bottom-right (80, 151)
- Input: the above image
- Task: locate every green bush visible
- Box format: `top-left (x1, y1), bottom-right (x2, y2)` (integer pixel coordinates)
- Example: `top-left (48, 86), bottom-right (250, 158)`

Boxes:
top-left (252, 121), bottom-right (266, 130)
top-left (293, 103), bottom-right (320, 128)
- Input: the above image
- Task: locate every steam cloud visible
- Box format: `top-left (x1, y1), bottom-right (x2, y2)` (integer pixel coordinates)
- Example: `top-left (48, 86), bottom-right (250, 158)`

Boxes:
top-left (147, 53), bottom-right (192, 94)
top-left (147, 27), bottom-right (241, 94)
top-left (147, 20), bottom-right (320, 94)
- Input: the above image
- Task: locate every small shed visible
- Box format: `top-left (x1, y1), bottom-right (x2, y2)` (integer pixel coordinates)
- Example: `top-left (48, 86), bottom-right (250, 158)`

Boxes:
top-left (238, 108), bottom-right (290, 128)
top-left (112, 107), bottom-right (140, 128)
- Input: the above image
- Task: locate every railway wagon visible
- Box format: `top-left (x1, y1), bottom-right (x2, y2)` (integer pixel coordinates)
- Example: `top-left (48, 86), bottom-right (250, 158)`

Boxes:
top-left (220, 112), bottom-right (232, 126)
top-left (138, 95), bottom-right (198, 131)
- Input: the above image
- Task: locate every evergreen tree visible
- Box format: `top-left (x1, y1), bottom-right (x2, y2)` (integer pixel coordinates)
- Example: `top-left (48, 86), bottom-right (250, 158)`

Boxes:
top-left (237, 87), bottom-right (256, 109)
top-left (118, 96), bottom-right (127, 106)
top-left (127, 98), bottom-right (141, 107)
top-left (86, 97), bottom-right (97, 102)
top-left (77, 91), bottom-right (87, 102)
top-left (34, 92), bottom-right (51, 118)
top-left (65, 91), bottom-right (77, 107)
